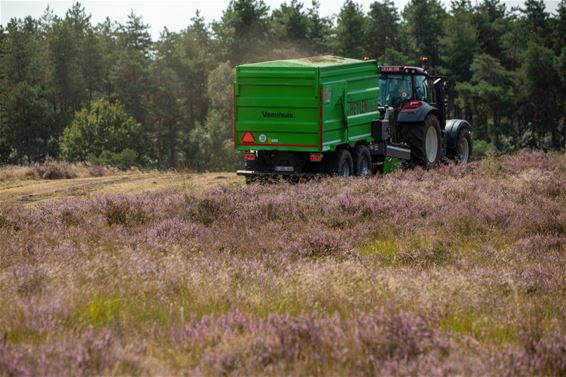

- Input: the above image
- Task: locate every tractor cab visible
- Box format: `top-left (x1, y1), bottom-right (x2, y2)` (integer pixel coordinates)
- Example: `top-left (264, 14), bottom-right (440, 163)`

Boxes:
top-left (379, 65), bottom-right (447, 128)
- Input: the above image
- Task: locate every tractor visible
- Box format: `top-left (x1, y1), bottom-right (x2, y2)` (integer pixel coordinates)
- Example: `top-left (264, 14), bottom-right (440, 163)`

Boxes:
top-left (378, 61), bottom-right (472, 169)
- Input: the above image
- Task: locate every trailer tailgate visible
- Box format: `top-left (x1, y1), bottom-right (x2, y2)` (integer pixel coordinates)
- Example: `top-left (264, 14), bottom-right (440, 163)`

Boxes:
top-left (235, 65), bottom-right (321, 152)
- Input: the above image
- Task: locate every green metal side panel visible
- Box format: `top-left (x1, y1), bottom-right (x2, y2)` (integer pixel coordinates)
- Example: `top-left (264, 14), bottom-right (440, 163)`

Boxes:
top-left (319, 61), bottom-right (380, 151)
top-left (234, 56), bottom-right (380, 153)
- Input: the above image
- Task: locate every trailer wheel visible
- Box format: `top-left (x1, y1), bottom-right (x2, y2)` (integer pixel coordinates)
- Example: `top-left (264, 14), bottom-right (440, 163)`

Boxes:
top-left (353, 145), bottom-right (372, 178)
top-left (326, 149), bottom-right (353, 177)
top-left (455, 129), bottom-right (472, 164)
top-left (401, 114), bottom-right (442, 169)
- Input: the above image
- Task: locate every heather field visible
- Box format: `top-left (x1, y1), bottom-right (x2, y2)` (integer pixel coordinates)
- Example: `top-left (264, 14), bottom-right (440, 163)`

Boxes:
top-left (0, 151), bottom-right (565, 376)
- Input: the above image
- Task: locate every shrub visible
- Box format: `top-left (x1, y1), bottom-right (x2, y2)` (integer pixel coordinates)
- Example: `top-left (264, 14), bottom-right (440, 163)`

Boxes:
top-left (87, 165), bottom-right (107, 177)
top-left (97, 195), bottom-right (149, 226)
top-left (473, 139), bottom-right (496, 159)
top-left (0, 166), bottom-right (36, 182)
top-left (88, 149), bottom-right (139, 170)
top-left (59, 99), bottom-right (144, 168)
top-left (32, 155), bottom-right (77, 179)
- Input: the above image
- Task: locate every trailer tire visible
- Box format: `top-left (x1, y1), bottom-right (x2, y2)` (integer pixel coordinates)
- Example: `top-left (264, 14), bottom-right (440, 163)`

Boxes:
top-left (326, 149), bottom-right (353, 177)
top-left (353, 145), bottom-right (372, 178)
top-left (401, 114), bottom-right (442, 169)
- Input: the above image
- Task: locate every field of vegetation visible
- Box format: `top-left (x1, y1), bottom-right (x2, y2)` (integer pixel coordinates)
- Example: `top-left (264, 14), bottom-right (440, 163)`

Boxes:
top-left (0, 161), bottom-right (241, 206)
top-left (0, 151), bottom-right (565, 376)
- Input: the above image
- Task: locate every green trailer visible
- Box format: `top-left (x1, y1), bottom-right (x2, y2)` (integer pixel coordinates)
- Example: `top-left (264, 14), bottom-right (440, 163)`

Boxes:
top-left (234, 56), bottom-right (472, 181)
top-left (235, 55), bottom-right (380, 153)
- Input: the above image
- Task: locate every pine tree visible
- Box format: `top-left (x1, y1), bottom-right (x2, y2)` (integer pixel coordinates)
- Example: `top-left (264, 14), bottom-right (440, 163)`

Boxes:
top-left (0, 17), bottom-right (55, 162)
top-left (0, 25), bottom-right (5, 160)
top-left (521, 42), bottom-right (561, 147)
top-left (521, 0), bottom-right (550, 43)
top-left (271, 0), bottom-right (309, 48)
top-left (366, 0), bottom-right (401, 60)
top-left (334, 0), bottom-right (368, 59)
top-left (305, 1), bottom-right (331, 54)
top-left (95, 18), bottom-right (119, 98)
top-left (440, 0), bottom-right (479, 83)
top-left (472, 0), bottom-right (506, 61)
top-left (189, 62), bottom-right (239, 171)
top-left (213, 0), bottom-right (270, 65)
top-left (402, 0), bottom-right (447, 65)
top-left (108, 13), bottom-right (154, 161)
top-left (553, 0), bottom-right (566, 54)
top-left (558, 48), bottom-right (566, 147)
top-left (151, 28), bottom-right (183, 167)
top-left (455, 54), bottom-right (516, 144)
top-left (177, 12), bottom-right (215, 125)
top-left (111, 13), bottom-right (153, 124)
top-left (46, 3), bottom-right (93, 117)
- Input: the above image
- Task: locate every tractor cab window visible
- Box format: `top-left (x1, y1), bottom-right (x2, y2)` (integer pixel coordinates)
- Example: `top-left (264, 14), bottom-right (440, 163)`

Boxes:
top-left (380, 74), bottom-right (413, 107)
top-left (414, 75), bottom-right (429, 102)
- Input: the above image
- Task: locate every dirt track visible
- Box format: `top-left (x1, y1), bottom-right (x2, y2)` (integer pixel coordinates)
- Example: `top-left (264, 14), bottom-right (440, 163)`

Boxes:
top-left (0, 171), bottom-right (243, 205)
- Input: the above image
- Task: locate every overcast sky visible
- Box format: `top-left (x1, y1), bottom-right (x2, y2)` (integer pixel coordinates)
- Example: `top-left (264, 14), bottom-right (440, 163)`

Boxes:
top-left (1, 0), bottom-right (560, 40)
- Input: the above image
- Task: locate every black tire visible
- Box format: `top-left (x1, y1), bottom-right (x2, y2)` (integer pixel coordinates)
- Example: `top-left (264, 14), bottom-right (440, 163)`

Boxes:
top-left (353, 145), bottom-right (372, 178)
top-left (455, 129), bottom-right (472, 164)
top-left (400, 114), bottom-right (442, 169)
top-left (325, 149), bottom-right (353, 177)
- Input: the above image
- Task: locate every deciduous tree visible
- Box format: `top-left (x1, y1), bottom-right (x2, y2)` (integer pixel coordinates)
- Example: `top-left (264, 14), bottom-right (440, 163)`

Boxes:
top-left (59, 98), bottom-right (143, 164)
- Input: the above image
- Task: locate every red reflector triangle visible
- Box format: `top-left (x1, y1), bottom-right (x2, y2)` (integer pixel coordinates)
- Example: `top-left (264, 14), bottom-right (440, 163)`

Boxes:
top-left (241, 131), bottom-right (255, 144)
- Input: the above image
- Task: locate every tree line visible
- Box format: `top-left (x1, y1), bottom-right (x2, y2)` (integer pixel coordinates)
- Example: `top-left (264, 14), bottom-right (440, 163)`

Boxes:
top-left (1, 0), bottom-right (565, 170)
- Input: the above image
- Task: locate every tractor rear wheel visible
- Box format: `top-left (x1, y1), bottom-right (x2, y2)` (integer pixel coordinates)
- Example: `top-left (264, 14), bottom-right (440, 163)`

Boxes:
top-left (401, 114), bottom-right (442, 169)
top-left (326, 149), bottom-right (353, 177)
top-left (353, 145), bottom-right (372, 178)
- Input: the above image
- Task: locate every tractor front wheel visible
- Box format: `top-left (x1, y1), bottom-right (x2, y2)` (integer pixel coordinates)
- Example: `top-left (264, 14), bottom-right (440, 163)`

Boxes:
top-left (455, 129), bottom-right (472, 164)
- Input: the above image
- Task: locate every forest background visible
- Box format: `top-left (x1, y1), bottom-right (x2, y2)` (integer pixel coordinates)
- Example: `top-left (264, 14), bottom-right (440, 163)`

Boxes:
top-left (1, 0), bottom-right (564, 170)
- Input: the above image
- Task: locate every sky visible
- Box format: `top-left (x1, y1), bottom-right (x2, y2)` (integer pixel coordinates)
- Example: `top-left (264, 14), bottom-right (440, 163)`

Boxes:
top-left (0, 0), bottom-right (561, 40)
